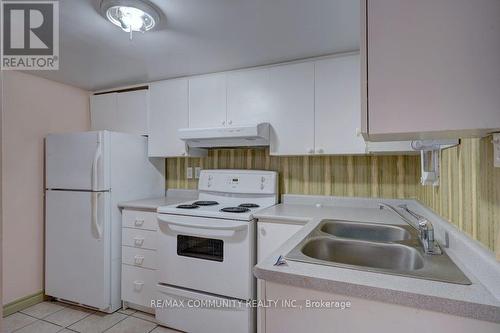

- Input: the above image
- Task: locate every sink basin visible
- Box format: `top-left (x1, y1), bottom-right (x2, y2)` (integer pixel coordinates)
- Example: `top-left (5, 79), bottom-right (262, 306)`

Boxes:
top-left (320, 220), bottom-right (412, 242)
top-left (302, 237), bottom-right (424, 271)
top-left (285, 219), bottom-right (471, 285)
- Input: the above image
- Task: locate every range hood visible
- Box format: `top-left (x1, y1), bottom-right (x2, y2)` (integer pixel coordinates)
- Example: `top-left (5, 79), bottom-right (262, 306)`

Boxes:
top-left (178, 123), bottom-right (270, 148)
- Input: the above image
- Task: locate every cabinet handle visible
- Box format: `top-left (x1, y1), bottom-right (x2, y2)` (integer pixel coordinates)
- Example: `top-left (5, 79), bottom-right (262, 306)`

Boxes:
top-left (133, 280), bottom-right (145, 291)
top-left (134, 255), bottom-right (145, 265)
top-left (222, 121), bottom-right (226, 126)
top-left (228, 120), bottom-right (233, 125)
top-left (134, 218), bottom-right (144, 227)
top-left (133, 237), bottom-right (144, 246)
top-left (181, 151), bottom-right (186, 156)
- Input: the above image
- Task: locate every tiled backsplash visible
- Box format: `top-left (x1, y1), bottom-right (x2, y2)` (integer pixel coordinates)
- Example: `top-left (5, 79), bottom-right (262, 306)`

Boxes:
top-left (165, 137), bottom-right (499, 256)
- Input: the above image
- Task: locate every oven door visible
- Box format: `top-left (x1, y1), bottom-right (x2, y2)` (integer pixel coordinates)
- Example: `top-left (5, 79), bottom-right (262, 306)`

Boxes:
top-left (157, 214), bottom-right (255, 300)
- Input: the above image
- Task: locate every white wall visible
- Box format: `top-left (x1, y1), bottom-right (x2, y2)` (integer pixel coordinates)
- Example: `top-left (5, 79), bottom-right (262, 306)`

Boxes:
top-left (2, 71), bottom-right (90, 305)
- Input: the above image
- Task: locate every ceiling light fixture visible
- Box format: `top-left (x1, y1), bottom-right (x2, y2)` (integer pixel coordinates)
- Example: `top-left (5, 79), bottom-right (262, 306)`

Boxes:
top-left (100, 0), bottom-right (161, 40)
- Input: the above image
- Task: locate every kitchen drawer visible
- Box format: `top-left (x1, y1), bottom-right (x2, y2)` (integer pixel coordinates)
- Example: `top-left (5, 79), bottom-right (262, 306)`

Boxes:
top-left (122, 264), bottom-right (156, 309)
top-left (122, 246), bottom-right (157, 270)
top-left (156, 284), bottom-right (253, 333)
top-left (122, 228), bottom-right (157, 250)
top-left (122, 210), bottom-right (158, 231)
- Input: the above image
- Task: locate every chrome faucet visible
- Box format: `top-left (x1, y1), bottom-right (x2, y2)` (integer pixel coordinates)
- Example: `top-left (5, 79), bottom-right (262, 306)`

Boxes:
top-left (378, 203), bottom-right (442, 255)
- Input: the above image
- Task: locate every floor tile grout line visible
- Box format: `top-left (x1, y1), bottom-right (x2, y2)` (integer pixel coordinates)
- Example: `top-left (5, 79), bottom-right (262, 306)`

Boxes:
top-left (8, 317), bottom-right (40, 333)
top-left (39, 310), bottom-right (94, 329)
top-left (10, 317), bottom-right (64, 333)
top-left (18, 301), bottom-right (68, 321)
top-left (99, 312), bottom-right (132, 332)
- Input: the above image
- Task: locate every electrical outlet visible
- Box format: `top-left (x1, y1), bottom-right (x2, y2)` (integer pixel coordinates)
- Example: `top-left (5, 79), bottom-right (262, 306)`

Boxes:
top-left (186, 167), bottom-right (193, 179)
top-left (493, 134), bottom-right (500, 168)
top-left (195, 167), bottom-right (201, 179)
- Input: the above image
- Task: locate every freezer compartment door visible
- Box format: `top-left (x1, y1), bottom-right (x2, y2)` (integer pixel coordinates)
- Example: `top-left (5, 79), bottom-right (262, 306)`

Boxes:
top-left (46, 131), bottom-right (109, 191)
top-left (45, 190), bottom-right (111, 310)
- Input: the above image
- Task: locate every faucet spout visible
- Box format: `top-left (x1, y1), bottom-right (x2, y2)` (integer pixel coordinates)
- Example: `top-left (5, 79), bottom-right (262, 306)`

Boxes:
top-left (379, 203), bottom-right (442, 255)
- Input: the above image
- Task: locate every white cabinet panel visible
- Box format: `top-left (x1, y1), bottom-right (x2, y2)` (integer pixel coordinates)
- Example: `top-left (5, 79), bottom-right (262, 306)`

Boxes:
top-left (116, 90), bottom-right (148, 135)
top-left (265, 282), bottom-right (500, 333)
top-left (267, 62), bottom-right (315, 155)
top-left (121, 264), bottom-right (156, 309)
top-left (90, 93), bottom-right (117, 132)
top-left (189, 74), bottom-right (227, 128)
top-left (122, 210), bottom-right (158, 231)
top-left (148, 79), bottom-right (188, 157)
top-left (91, 90), bottom-right (148, 135)
top-left (315, 55), bottom-right (366, 155)
top-left (257, 221), bottom-right (304, 263)
top-left (227, 68), bottom-right (271, 127)
top-left (365, 0), bottom-right (500, 140)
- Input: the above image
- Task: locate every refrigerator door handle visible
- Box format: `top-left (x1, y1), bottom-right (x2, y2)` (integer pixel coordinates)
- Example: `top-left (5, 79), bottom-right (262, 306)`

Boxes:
top-left (91, 136), bottom-right (103, 191)
top-left (91, 192), bottom-right (103, 240)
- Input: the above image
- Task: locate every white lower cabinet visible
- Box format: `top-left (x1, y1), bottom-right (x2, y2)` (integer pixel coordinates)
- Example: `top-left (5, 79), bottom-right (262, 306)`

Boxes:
top-left (257, 221), bottom-right (304, 263)
top-left (121, 210), bottom-right (158, 312)
top-left (121, 264), bottom-right (156, 309)
top-left (263, 282), bottom-right (500, 333)
top-left (257, 220), bottom-right (306, 333)
top-left (156, 284), bottom-right (253, 333)
top-left (122, 246), bottom-right (157, 270)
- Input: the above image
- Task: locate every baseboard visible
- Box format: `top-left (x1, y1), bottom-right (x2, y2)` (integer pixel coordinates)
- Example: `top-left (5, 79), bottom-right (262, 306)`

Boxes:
top-left (3, 291), bottom-right (47, 317)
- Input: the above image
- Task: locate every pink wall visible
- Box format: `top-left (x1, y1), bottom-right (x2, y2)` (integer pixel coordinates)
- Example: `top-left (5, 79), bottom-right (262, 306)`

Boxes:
top-left (2, 71), bottom-right (90, 305)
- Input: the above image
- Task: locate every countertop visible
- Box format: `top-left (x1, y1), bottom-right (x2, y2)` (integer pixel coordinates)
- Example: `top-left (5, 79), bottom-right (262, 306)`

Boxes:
top-left (118, 189), bottom-right (197, 211)
top-left (254, 195), bottom-right (500, 323)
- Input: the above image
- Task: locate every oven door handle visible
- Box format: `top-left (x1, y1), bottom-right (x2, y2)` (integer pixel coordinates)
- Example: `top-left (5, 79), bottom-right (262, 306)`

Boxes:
top-left (158, 216), bottom-right (247, 237)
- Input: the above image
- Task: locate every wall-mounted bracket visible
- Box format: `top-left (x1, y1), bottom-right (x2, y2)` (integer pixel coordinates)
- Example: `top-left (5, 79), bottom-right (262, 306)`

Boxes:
top-left (412, 139), bottom-right (459, 187)
top-left (493, 133), bottom-right (500, 168)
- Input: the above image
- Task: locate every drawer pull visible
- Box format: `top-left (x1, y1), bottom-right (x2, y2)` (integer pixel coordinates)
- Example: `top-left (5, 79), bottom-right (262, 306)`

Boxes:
top-left (133, 280), bottom-right (145, 291)
top-left (134, 218), bottom-right (145, 226)
top-left (133, 237), bottom-right (144, 246)
top-left (134, 255), bottom-right (145, 265)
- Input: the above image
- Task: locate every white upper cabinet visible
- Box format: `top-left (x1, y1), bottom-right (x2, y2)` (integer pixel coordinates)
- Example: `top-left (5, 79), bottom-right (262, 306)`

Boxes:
top-left (115, 90), bottom-right (148, 135)
top-left (267, 62), bottom-right (315, 156)
top-left (90, 89), bottom-right (148, 135)
top-left (315, 54), bottom-right (365, 155)
top-left (148, 79), bottom-right (189, 157)
top-left (188, 74), bottom-right (227, 128)
top-left (363, 0), bottom-right (500, 141)
top-left (226, 68), bottom-right (271, 127)
top-left (90, 93), bottom-right (117, 132)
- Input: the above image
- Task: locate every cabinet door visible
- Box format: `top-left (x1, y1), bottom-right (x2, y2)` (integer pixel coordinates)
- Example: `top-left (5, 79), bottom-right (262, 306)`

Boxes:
top-left (116, 90), bottom-right (148, 135)
top-left (227, 68), bottom-right (271, 127)
top-left (267, 62), bottom-right (315, 155)
top-left (315, 55), bottom-right (366, 155)
top-left (188, 74), bottom-right (227, 128)
top-left (366, 0), bottom-right (500, 140)
top-left (148, 79), bottom-right (188, 157)
top-left (90, 93), bottom-right (117, 131)
top-left (257, 222), bottom-right (303, 263)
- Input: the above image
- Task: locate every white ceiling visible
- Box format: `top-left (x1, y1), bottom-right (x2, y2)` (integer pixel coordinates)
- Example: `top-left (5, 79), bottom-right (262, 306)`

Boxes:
top-left (30, 0), bottom-right (360, 91)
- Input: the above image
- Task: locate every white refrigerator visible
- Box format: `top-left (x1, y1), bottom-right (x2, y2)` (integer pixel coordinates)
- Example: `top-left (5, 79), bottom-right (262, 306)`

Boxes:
top-left (45, 131), bottom-right (164, 312)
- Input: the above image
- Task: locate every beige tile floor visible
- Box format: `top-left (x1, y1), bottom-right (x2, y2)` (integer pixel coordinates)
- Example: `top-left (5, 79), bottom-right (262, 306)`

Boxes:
top-left (3, 301), bottom-right (182, 333)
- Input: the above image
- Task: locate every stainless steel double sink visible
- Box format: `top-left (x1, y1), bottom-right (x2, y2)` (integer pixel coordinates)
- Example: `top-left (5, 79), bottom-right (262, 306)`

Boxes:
top-left (286, 220), bottom-right (471, 285)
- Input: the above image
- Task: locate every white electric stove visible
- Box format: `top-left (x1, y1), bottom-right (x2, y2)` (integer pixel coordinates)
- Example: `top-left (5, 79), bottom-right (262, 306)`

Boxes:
top-left (156, 169), bottom-right (278, 333)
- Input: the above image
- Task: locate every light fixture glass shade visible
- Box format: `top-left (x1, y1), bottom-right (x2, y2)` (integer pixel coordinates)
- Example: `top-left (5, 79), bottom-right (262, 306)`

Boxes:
top-left (100, 0), bottom-right (161, 39)
top-left (106, 5), bottom-right (155, 32)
